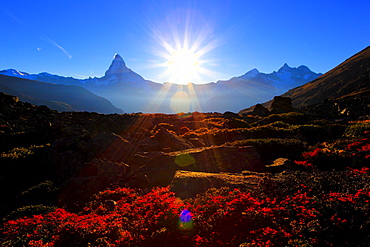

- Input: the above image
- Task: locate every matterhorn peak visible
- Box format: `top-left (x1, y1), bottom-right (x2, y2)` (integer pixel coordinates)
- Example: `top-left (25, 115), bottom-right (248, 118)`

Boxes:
top-left (104, 53), bottom-right (130, 77)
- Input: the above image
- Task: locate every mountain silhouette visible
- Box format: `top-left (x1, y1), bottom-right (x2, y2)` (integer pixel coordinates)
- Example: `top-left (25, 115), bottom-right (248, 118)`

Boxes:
top-left (0, 74), bottom-right (123, 113)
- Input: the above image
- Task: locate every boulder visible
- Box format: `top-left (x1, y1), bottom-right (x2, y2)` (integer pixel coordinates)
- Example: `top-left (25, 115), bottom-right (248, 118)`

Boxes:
top-left (265, 158), bottom-right (296, 173)
top-left (269, 96), bottom-right (294, 114)
top-left (251, 104), bottom-right (270, 116)
top-left (152, 127), bottom-right (194, 151)
top-left (223, 111), bottom-right (242, 119)
top-left (170, 170), bottom-right (263, 198)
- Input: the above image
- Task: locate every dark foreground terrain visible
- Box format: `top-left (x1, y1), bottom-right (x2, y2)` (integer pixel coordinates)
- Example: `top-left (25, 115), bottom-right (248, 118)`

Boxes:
top-left (0, 92), bottom-right (369, 246)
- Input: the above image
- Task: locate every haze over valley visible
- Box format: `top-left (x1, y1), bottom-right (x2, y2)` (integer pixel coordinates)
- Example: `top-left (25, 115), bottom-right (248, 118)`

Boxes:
top-left (0, 54), bottom-right (321, 113)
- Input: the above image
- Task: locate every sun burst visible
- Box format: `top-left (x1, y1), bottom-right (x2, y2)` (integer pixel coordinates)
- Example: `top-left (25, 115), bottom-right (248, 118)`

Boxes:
top-left (163, 44), bottom-right (203, 84)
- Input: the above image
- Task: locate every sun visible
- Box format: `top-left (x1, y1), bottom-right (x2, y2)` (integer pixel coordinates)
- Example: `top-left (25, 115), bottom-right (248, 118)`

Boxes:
top-left (167, 48), bottom-right (200, 80)
top-left (163, 45), bottom-right (202, 84)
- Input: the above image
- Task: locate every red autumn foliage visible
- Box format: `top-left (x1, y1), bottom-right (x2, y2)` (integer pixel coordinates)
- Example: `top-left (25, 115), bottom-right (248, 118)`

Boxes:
top-left (1, 176), bottom-right (369, 246)
top-left (2, 137), bottom-right (370, 246)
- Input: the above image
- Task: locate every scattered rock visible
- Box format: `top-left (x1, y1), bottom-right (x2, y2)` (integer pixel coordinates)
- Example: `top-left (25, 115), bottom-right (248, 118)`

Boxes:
top-left (0, 92), bottom-right (19, 106)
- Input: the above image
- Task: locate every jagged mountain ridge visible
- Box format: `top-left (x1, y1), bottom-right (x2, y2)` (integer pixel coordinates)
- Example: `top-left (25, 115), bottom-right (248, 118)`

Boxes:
top-left (222, 63), bottom-right (321, 94)
top-left (239, 46), bottom-right (370, 116)
top-left (0, 55), bottom-right (322, 113)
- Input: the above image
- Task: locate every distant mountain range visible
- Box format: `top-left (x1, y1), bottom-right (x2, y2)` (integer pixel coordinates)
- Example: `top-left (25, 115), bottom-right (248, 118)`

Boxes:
top-left (0, 54), bottom-right (322, 113)
top-left (239, 46), bottom-right (370, 116)
top-left (0, 75), bottom-right (123, 113)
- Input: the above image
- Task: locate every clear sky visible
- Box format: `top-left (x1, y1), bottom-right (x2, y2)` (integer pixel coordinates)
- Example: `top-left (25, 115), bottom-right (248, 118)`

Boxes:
top-left (1, 0), bottom-right (369, 84)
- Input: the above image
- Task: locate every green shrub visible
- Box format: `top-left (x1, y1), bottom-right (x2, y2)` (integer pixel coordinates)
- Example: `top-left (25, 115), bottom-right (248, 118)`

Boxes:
top-left (242, 125), bottom-right (294, 139)
top-left (324, 124), bottom-right (347, 139)
top-left (344, 123), bottom-right (370, 137)
top-left (18, 180), bottom-right (59, 207)
top-left (267, 121), bottom-right (290, 128)
top-left (0, 144), bottom-right (50, 184)
top-left (0, 144), bottom-right (48, 161)
top-left (3, 205), bottom-right (57, 221)
top-left (0, 147), bottom-right (34, 160)
top-left (309, 119), bottom-right (333, 126)
top-left (254, 169), bottom-right (370, 201)
top-left (290, 124), bottom-right (327, 144)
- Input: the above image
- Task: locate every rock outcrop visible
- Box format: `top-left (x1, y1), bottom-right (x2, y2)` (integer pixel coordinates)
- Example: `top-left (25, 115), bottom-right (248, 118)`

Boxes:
top-left (269, 96), bottom-right (294, 114)
top-left (265, 158), bottom-right (296, 173)
top-left (223, 111), bottom-right (242, 119)
top-left (152, 127), bottom-right (194, 151)
top-left (0, 92), bottom-right (19, 105)
top-left (170, 170), bottom-right (263, 198)
top-left (251, 104), bottom-right (270, 116)
top-left (134, 145), bottom-right (264, 187)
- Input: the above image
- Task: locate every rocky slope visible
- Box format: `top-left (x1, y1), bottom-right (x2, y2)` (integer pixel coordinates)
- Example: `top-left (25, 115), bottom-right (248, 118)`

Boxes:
top-left (240, 46), bottom-right (370, 117)
top-left (283, 46), bottom-right (370, 108)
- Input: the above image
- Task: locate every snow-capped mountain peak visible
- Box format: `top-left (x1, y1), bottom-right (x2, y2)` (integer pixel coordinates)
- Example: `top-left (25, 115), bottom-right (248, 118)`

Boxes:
top-left (104, 53), bottom-right (130, 77)
top-left (0, 69), bottom-right (29, 77)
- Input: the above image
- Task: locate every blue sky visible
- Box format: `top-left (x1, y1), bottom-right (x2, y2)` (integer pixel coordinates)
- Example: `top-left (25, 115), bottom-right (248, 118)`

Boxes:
top-left (1, 0), bottom-right (369, 84)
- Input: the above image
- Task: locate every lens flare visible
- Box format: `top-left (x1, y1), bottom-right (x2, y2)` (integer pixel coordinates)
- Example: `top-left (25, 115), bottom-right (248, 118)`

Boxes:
top-left (175, 153), bottom-right (196, 167)
top-left (179, 209), bottom-right (194, 230)
top-left (147, 7), bottom-right (224, 85)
